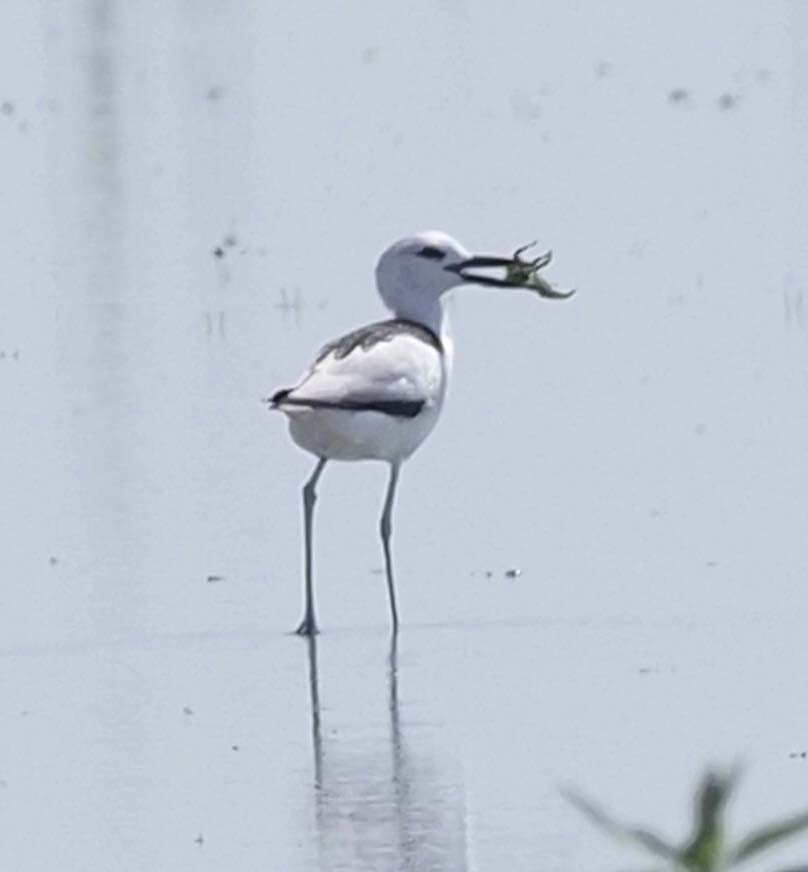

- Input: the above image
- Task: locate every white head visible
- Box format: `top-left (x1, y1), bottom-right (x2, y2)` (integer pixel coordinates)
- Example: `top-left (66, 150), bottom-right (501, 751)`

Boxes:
top-left (375, 230), bottom-right (558, 331)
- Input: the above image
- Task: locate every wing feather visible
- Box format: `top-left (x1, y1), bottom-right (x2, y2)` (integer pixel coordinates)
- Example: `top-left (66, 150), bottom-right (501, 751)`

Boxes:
top-left (273, 321), bottom-right (442, 417)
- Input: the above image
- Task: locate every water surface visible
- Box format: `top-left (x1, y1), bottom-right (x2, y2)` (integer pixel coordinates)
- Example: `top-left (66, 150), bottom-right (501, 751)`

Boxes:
top-left (1, 2), bottom-right (807, 870)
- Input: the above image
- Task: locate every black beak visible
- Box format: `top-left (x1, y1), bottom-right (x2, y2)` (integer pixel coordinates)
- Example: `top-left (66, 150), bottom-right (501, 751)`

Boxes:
top-left (446, 255), bottom-right (527, 287)
top-left (445, 245), bottom-right (574, 299)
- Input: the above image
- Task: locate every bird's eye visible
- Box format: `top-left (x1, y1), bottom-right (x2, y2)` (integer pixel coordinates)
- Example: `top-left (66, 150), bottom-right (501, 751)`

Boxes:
top-left (416, 246), bottom-right (446, 260)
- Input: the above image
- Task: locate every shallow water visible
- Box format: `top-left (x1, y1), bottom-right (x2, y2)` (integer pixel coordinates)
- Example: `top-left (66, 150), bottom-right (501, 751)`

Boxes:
top-left (2, 2), bottom-right (808, 870)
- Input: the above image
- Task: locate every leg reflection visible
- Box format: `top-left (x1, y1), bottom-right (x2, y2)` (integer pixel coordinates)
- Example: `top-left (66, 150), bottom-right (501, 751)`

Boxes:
top-left (388, 632), bottom-right (401, 760)
top-left (302, 634), bottom-right (468, 871)
top-left (305, 633), bottom-right (323, 791)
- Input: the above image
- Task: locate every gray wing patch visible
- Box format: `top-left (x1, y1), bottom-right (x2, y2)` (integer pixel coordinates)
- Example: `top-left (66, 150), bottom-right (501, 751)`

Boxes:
top-left (315, 319), bottom-right (442, 363)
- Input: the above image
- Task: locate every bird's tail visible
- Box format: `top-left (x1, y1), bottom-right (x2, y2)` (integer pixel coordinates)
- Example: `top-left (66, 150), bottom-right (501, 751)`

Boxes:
top-left (262, 388), bottom-right (291, 409)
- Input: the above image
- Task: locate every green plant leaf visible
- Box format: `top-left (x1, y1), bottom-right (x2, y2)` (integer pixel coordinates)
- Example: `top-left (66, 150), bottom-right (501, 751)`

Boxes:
top-left (561, 787), bottom-right (681, 862)
top-left (680, 768), bottom-right (739, 871)
top-left (729, 810), bottom-right (808, 863)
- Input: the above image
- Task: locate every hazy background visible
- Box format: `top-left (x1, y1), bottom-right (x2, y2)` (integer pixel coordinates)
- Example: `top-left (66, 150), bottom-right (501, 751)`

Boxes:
top-left (1, 1), bottom-right (807, 870)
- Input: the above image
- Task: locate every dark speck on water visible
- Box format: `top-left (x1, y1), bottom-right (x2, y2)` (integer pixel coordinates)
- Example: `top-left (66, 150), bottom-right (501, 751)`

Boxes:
top-left (717, 93), bottom-right (738, 110)
top-left (213, 235), bottom-right (237, 259)
top-left (1, 101), bottom-right (14, 116)
top-left (183, 707), bottom-right (194, 716)
top-left (510, 91), bottom-right (543, 122)
top-left (206, 86), bottom-right (223, 102)
top-left (504, 568), bottom-right (522, 579)
top-left (669, 88), bottom-right (689, 104)
top-left (206, 574), bottom-right (224, 583)
top-left (593, 60), bottom-right (612, 78)
top-left (194, 834), bottom-right (204, 845)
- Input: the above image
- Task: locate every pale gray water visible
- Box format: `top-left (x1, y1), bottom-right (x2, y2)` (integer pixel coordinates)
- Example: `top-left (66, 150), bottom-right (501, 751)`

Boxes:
top-left (1, 2), bottom-right (807, 870)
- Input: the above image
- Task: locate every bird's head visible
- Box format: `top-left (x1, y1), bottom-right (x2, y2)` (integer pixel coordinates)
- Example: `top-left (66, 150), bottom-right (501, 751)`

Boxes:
top-left (375, 230), bottom-right (574, 322)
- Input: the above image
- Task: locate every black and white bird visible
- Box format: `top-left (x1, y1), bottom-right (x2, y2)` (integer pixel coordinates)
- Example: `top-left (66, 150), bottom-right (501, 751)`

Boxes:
top-left (269, 230), bottom-right (573, 635)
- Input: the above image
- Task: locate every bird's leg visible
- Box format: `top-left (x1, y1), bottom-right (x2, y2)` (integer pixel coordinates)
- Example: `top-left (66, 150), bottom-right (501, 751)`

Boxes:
top-left (379, 463), bottom-right (401, 634)
top-left (295, 457), bottom-right (327, 636)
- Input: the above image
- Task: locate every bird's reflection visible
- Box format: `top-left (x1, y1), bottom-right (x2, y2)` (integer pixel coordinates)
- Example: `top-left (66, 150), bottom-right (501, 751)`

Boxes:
top-left (304, 634), bottom-right (468, 872)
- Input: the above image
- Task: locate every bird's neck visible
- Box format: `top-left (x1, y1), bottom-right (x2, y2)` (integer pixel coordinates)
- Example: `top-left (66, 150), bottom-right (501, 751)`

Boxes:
top-left (391, 297), bottom-right (444, 339)
top-left (391, 296), bottom-right (454, 377)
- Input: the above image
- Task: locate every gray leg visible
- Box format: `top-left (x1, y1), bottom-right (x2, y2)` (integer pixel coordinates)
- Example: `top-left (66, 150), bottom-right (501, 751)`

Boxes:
top-left (380, 462), bottom-right (401, 633)
top-left (295, 457), bottom-right (327, 636)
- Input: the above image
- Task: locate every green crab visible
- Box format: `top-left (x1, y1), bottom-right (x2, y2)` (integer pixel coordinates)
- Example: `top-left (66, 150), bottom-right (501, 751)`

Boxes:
top-left (505, 241), bottom-right (575, 299)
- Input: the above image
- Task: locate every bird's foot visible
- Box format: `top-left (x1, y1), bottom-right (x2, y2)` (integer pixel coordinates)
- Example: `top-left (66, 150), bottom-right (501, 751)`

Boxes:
top-left (294, 617), bottom-right (319, 636)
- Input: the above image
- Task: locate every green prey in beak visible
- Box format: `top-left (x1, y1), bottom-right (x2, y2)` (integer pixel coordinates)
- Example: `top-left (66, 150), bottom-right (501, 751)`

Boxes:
top-left (446, 241), bottom-right (575, 299)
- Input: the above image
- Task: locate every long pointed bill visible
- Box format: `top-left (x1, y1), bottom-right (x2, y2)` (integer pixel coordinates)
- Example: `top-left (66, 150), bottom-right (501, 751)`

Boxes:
top-left (446, 243), bottom-right (575, 299)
